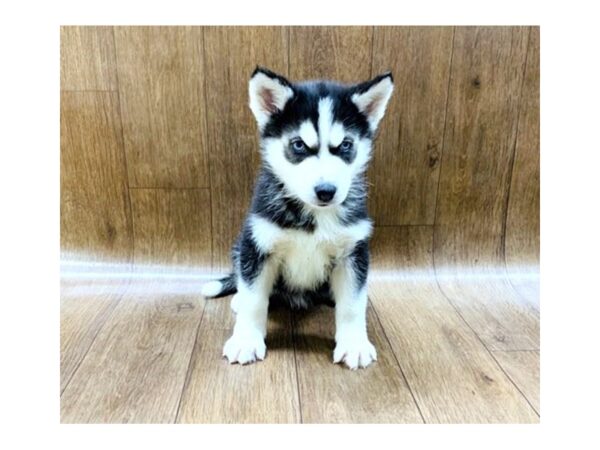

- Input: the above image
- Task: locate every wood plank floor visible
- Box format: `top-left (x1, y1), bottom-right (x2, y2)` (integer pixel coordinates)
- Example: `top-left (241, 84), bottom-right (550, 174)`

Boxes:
top-left (60, 227), bottom-right (539, 424)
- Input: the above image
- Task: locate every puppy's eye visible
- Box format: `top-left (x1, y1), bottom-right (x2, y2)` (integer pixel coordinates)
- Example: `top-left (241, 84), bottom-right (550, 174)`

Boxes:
top-left (290, 139), bottom-right (307, 154)
top-left (339, 139), bottom-right (353, 151)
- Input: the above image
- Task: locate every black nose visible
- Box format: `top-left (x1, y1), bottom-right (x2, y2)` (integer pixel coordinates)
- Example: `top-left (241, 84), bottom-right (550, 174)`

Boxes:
top-left (314, 183), bottom-right (337, 203)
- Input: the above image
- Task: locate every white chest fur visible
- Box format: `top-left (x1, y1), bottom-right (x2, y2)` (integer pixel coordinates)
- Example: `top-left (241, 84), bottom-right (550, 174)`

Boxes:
top-left (249, 211), bottom-right (372, 290)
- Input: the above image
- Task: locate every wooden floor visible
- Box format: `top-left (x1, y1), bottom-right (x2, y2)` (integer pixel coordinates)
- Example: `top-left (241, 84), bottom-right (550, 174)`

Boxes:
top-left (60, 227), bottom-right (539, 424)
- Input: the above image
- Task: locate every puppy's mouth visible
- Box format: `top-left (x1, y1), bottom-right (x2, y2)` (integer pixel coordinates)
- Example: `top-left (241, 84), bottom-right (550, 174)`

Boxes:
top-left (305, 194), bottom-right (344, 209)
top-left (312, 198), bottom-right (341, 208)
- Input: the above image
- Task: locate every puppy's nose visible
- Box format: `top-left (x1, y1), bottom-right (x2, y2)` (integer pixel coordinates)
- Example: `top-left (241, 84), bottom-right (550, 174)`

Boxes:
top-left (314, 183), bottom-right (337, 203)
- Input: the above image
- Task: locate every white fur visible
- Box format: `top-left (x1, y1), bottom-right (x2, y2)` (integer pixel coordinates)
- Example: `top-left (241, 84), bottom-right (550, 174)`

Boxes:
top-left (230, 292), bottom-right (241, 313)
top-left (249, 72), bottom-right (294, 130)
top-left (222, 256), bottom-right (278, 365)
top-left (249, 213), bottom-right (372, 291)
top-left (262, 96), bottom-right (372, 208)
top-left (331, 269), bottom-right (376, 369)
top-left (318, 97), bottom-right (334, 143)
top-left (333, 326), bottom-right (377, 369)
top-left (329, 122), bottom-right (346, 147)
top-left (223, 327), bottom-right (266, 364)
top-left (351, 76), bottom-right (394, 130)
top-left (298, 120), bottom-right (319, 148)
top-left (228, 75), bottom-right (392, 369)
top-left (227, 212), bottom-right (375, 368)
top-left (200, 280), bottom-right (223, 297)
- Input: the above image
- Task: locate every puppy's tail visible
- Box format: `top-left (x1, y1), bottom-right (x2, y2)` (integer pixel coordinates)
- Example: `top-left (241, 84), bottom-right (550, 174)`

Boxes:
top-left (201, 273), bottom-right (237, 299)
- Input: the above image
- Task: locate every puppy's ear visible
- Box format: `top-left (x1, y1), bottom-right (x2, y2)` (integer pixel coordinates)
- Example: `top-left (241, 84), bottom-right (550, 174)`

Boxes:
top-left (249, 66), bottom-right (294, 130)
top-left (351, 72), bottom-right (394, 131)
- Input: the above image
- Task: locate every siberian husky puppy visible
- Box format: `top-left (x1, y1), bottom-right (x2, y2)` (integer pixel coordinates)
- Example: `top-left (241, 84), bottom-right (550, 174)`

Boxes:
top-left (202, 67), bottom-right (394, 369)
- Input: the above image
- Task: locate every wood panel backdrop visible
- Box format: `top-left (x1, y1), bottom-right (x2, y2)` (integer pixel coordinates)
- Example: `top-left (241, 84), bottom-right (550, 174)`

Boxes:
top-left (60, 26), bottom-right (540, 424)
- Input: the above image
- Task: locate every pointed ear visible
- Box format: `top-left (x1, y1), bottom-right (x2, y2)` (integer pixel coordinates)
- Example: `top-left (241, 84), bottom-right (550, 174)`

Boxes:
top-left (249, 67), bottom-right (294, 130)
top-left (351, 72), bottom-right (394, 131)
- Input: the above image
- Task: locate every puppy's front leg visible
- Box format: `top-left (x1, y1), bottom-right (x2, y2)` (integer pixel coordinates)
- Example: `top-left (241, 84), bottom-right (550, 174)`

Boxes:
top-left (223, 243), bottom-right (277, 365)
top-left (331, 240), bottom-right (376, 370)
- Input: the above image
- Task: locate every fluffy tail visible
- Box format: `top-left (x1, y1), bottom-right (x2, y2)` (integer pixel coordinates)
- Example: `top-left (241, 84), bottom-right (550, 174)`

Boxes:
top-left (201, 273), bottom-right (237, 299)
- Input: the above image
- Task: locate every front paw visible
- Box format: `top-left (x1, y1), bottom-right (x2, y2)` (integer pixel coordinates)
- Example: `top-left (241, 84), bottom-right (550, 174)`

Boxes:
top-left (333, 336), bottom-right (377, 370)
top-left (223, 330), bottom-right (266, 365)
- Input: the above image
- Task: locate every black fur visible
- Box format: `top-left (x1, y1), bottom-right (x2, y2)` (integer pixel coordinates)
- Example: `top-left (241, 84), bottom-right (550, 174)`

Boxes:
top-left (261, 76), bottom-right (373, 143)
top-left (349, 240), bottom-right (370, 290)
top-left (234, 225), bottom-right (267, 285)
top-left (269, 276), bottom-right (335, 309)
top-left (257, 67), bottom-right (387, 168)
top-left (328, 140), bottom-right (357, 164)
top-left (205, 68), bottom-right (391, 307)
top-left (284, 139), bottom-right (317, 164)
top-left (339, 174), bottom-right (369, 226)
top-left (251, 167), bottom-right (316, 232)
top-left (252, 66), bottom-right (293, 89)
top-left (353, 71), bottom-right (393, 94)
top-left (219, 164), bottom-right (370, 307)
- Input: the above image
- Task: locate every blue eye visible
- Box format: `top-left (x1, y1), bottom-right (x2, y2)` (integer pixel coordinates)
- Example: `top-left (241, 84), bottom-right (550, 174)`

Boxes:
top-left (340, 139), bottom-right (353, 151)
top-left (291, 139), bottom-right (306, 153)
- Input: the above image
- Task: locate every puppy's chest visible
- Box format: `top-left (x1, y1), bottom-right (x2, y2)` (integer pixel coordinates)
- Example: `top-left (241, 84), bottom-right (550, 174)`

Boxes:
top-left (250, 214), bottom-right (372, 290)
top-left (274, 231), bottom-right (344, 288)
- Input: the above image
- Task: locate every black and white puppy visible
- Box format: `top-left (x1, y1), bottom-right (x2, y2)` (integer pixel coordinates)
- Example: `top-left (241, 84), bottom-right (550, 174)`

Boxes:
top-left (201, 67), bottom-right (394, 370)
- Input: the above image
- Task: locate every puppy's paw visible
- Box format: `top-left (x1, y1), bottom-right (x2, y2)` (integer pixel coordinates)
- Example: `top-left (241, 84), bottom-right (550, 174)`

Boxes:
top-left (223, 330), bottom-right (266, 365)
top-left (333, 336), bottom-right (377, 370)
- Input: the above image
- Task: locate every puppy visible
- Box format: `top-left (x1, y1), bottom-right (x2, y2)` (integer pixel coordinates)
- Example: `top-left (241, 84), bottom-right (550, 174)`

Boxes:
top-left (202, 67), bottom-right (394, 369)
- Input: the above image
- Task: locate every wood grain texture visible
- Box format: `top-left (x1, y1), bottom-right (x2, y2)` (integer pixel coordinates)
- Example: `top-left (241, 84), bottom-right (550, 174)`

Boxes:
top-left (433, 27), bottom-right (538, 350)
top-left (506, 27), bottom-right (539, 268)
top-left (492, 350), bottom-right (539, 414)
top-left (289, 26), bottom-right (372, 82)
top-left (114, 27), bottom-right (209, 188)
top-left (369, 227), bottom-right (538, 423)
top-left (60, 91), bottom-right (132, 262)
top-left (204, 26), bottom-right (289, 270)
top-left (60, 284), bottom-right (204, 423)
top-left (60, 280), bottom-right (124, 393)
top-left (370, 27), bottom-right (453, 225)
top-left (131, 188), bottom-right (212, 268)
top-left (177, 306), bottom-right (300, 423)
top-left (505, 27), bottom-right (540, 301)
top-left (432, 273), bottom-right (539, 351)
top-left (434, 26), bottom-right (528, 256)
top-left (61, 26), bottom-right (117, 91)
top-left (293, 305), bottom-right (423, 423)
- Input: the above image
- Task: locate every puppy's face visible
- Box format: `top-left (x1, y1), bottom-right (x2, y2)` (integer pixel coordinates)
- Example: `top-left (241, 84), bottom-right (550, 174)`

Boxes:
top-left (249, 68), bottom-right (394, 209)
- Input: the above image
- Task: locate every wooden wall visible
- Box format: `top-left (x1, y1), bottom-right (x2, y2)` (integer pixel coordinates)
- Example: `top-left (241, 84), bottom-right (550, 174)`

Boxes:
top-left (61, 26), bottom-right (539, 276)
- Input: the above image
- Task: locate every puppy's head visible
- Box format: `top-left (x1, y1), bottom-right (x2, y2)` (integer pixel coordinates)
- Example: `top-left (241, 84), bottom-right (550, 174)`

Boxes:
top-left (248, 67), bottom-right (393, 209)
